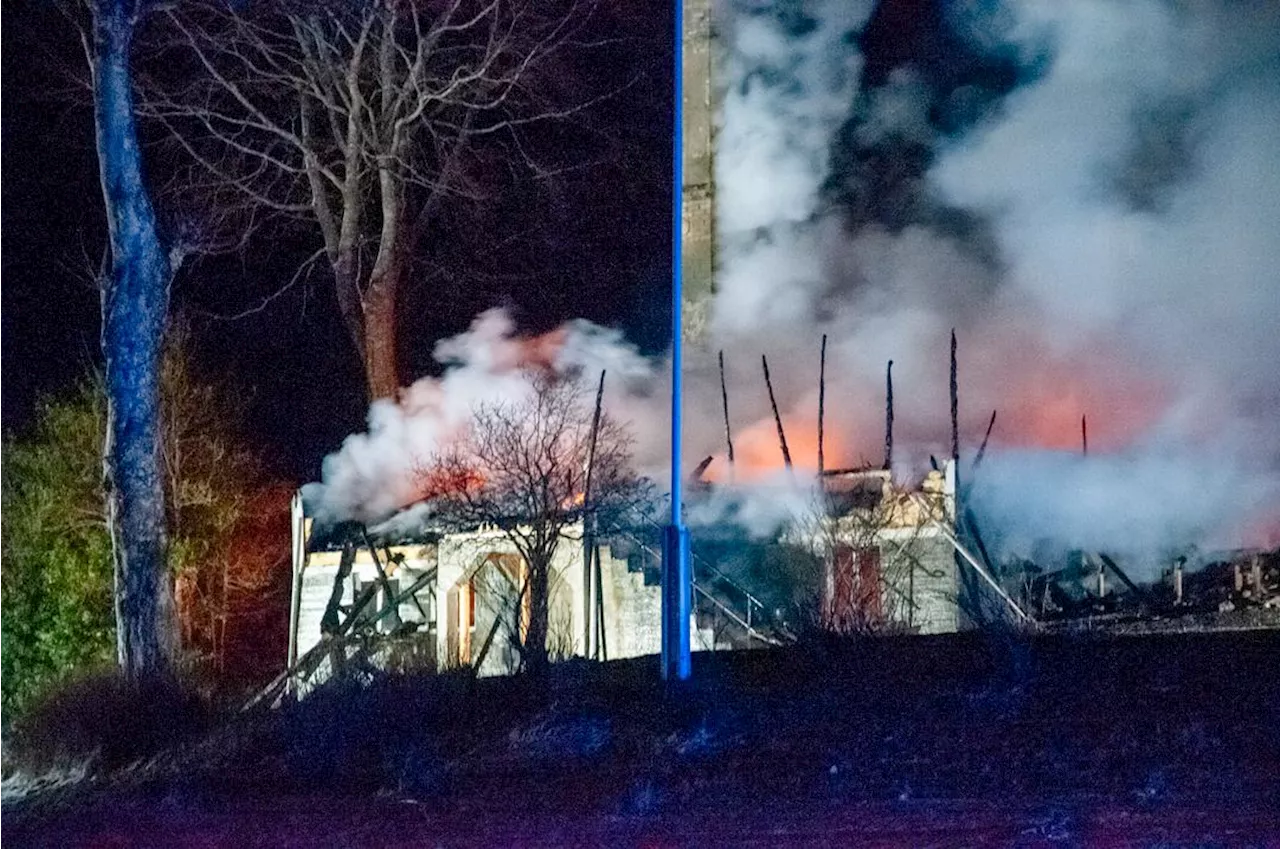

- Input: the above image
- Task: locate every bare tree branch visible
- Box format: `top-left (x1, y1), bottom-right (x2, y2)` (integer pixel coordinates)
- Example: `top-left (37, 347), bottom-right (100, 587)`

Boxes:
top-left (418, 370), bottom-right (645, 673)
top-left (137, 0), bottom-right (629, 397)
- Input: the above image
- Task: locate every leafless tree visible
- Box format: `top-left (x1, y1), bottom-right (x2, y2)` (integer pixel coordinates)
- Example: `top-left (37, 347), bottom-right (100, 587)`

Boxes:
top-left (420, 370), bottom-right (642, 674)
top-left (138, 0), bottom-right (623, 399)
top-left (791, 471), bottom-right (938, 636)
top-left (159, 328), bottom-right (288, 678)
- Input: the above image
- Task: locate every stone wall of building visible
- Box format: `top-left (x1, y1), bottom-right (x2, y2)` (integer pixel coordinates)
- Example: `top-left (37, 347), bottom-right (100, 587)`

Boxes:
top-left (897, 534), bottom-right (960, 634)
top-left (291, 522), bottom-right (683, 679)
top-left (597, 547), bottom-right (663, 659)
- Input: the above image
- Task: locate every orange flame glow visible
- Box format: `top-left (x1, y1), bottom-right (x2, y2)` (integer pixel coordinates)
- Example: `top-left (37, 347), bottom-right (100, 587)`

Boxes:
top-left (704, 415), bottom-right (855, 482)
top-left (416, 466), bottom-right (485, 502)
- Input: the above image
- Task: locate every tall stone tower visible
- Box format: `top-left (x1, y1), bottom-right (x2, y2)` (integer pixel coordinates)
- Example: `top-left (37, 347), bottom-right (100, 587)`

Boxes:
top-left (681, 0), bottom-right (715, 346)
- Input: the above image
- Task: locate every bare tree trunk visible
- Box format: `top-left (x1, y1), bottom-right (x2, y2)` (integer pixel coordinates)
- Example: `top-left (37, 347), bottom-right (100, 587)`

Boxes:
top-left (92, 0), bottom-right (177, 679)
top-left (331, 253), bottom-right (366, 365)
top-left (362, 267), bottom-right (400, 401)
top-left (362, 153), bottom-right (404, 400)
top-left (524, 562), bottom-right (551, 675)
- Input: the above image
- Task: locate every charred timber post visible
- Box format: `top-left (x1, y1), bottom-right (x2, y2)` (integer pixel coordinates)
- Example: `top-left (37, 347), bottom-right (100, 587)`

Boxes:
top-left (818, 334), bottom-right (827, 476)
top-left (884, 359), bottom-right (895, 471)
top-left (950, 329), bottom-right (959, 464)
top-left (474, 579), bottom-right (527, 677)
top-left (320, 539), bottom-right (357, 636)
top-left (949, 331), bottom-right (976, 623)
top-left (963, 508), bottom-right (999, 573)
top-left (973, 410), bottom-right (997, 471)
top-left (582, 370), bottom-right (606, 658)
top-left (1098, 553), bottom-right (1146, 601)
top-left (719, 351), bottom-right (735, 477)
top-left (362, 529), bottom-right (402, 631)
top-left (762, 354), bottom-right (793, 470)
top-left (594, 546), bottom-right (608, 661)
top-left (1095, 555), bottom-right (1146, 601)
top-left (320, 537), bottom-right (362, 679)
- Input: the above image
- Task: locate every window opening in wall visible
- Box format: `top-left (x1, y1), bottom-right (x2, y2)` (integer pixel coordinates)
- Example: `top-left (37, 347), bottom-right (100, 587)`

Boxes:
top-left (831, 544), bottom-right (884, 627)
top-left (353, 577), bottom-right (378, 628)
top-left (459, 579), bottom-right (474, 664)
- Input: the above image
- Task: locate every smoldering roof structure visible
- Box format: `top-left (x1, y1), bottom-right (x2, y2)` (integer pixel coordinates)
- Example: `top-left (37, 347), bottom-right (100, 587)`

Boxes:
top-left (299, 494), bottom-right (444, 552)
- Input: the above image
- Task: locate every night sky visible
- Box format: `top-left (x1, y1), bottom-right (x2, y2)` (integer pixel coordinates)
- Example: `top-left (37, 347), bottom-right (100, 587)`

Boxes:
top-left (4, 0), bottom-right (982, 482)
top-left (3, 7), bottom-right (108, 434)
top-left (2, 0), bottom-right (675, 481)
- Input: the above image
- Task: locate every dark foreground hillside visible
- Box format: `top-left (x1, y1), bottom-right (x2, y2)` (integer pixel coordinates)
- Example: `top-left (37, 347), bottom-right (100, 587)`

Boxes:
top-left (5, 631), bottom-right (1280, 846)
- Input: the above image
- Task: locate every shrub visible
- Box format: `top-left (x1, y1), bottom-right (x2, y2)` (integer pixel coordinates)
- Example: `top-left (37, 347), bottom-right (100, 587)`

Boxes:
top-left (1, 384), bottom-right (115, 721)
top-left (2, 333), bottom-right (289, 721)
top-left (4, 669), bottom-right (215, 774)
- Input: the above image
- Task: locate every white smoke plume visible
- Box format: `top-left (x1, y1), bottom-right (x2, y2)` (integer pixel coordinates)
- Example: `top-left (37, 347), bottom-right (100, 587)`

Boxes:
top-left (970, 439), bottom-right (1280, 567)
top-left (685, 474), bottom-right (817, 540)
top-left (304, 309), bottom-right (660, 527)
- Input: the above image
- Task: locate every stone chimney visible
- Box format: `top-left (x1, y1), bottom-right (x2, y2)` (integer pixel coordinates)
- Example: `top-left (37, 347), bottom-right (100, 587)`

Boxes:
top-left (682, 0), bottom-right (716, 347)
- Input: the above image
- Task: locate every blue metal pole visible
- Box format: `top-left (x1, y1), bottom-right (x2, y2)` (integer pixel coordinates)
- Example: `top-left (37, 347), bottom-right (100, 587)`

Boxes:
top-left (662, 0), bottom-right (692, 682)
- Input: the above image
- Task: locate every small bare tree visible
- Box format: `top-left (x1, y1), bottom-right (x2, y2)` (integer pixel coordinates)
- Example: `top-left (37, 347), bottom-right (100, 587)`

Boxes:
top-left (420, 370), bottom-right (641, 675)
top-left (159, 328), bottom-right (288, 678)
top-left (792, 470), bottom-right (938, 636)
top-left (139, 0), bottom-right (621, 399)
